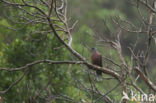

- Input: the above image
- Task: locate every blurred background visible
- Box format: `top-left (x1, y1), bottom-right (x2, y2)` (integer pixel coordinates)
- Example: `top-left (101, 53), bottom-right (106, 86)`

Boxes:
top-left (0, 0), bottom-right (156, 103)
top-left (67, 0), bottom-right (156, 69)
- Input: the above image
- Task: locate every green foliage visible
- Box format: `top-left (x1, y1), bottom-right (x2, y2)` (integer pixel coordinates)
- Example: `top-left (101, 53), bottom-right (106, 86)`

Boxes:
top-left (0, 0), bottom-right (156, 103)
top-left (96, 9), bottom-right (126, 19)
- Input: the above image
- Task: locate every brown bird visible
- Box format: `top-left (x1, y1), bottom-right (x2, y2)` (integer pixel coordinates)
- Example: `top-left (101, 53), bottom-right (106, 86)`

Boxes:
top-left (91, 47), bottom-right (102, 78)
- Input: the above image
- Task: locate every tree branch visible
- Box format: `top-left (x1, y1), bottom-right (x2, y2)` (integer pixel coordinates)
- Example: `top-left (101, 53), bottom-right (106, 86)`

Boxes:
top-left (0, 60), bottom-right (84, 71)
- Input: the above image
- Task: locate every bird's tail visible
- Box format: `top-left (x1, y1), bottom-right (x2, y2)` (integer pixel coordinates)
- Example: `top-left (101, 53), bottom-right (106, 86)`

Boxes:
top-left (96, 70), bottom-right (102, 81)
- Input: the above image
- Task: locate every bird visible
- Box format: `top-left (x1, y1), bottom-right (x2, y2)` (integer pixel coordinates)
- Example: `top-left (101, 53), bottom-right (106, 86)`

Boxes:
top-left (91, 47), bottom-right (102, 80)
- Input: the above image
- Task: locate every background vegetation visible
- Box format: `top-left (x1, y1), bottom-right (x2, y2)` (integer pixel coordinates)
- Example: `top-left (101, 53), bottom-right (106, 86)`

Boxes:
top-left (0, 0), bottom-right (156, 103)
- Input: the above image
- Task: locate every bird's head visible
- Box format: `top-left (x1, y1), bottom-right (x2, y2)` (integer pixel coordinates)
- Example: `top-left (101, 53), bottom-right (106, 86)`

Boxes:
top-left (91, 47), bottom-right (97, 51)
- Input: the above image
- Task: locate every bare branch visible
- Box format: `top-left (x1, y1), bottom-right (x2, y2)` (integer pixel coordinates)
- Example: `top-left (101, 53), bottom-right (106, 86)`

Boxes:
top-left (0, 70), bottom-right (28, 94)
top-left (0, 60), bottom-right (84, 71)
top-left (135, 67), bottom-right (156, 92)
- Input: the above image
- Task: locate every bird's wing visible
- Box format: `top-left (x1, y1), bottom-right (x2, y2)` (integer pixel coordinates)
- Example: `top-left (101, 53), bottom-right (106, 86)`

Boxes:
top-left (99, 54), bottom-right (102, 67)
top-left (91, 51), bottom-right (102, 67)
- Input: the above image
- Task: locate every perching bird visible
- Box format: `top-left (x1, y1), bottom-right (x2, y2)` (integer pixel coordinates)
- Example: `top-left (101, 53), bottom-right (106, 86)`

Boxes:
top-left (91, 47), bottom-right (102, 79)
